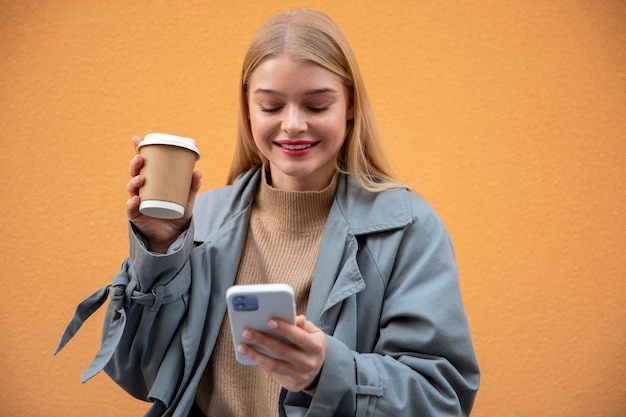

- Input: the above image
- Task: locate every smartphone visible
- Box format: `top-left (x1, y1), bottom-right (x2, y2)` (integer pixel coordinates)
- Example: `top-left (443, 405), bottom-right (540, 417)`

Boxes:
top-left (225, 283), bottom-right (296, 365)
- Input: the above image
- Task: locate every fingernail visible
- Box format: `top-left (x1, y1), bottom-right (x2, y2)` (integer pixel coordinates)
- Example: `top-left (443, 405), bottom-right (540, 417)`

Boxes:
top-left (237, 345), bottom-right (248, 354)
top-left (242, 330), bottom-right (253, 340)
top-left (268, 320), bottom-right (278, 329)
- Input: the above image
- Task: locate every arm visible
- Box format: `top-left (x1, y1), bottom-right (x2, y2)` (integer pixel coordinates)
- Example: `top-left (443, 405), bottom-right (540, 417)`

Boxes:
top-left (104, 135), bottom-right (203, 402)
top-left (56, 135), bottom-right (203, 401)
top-left (102, 221), bottom-right (196, 402)
top-left (55, 222), bottom-right (196, 403)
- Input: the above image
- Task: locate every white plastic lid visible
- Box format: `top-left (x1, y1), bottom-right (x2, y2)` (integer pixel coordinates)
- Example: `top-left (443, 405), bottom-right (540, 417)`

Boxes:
top-left (137, 133), bottom-right (200, 158)
top-left (139, 200), bottom-right (185, 219)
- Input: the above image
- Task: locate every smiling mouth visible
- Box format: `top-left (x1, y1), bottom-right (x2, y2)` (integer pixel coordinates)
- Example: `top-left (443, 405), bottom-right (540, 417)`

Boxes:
top-left (280, 143), bottom-right (313, 150)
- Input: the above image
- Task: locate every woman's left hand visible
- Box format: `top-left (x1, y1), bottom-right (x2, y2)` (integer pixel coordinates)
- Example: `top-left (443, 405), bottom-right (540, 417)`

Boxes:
top-left (238, 315), bottom-right (327, 392)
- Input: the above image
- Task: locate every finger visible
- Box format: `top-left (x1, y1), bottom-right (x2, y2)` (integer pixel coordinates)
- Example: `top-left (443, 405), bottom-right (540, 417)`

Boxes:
top-left (236, 343), bottom-right (304, 388)
top-left (270, 318), bottom-right (324, 352)
top-left (245, 324), bottom-right (323, 371)
top-left (188, 171), bottom-right (203, 201)
top-left (129, 154), bottom-right (144, 178)
top-left (237, 342), bottom-right (267, 365)
top-left (269, 319), bottom-right (327, 373)
top-left (301, 319), bottom-right (319, 333)
top-left (239, 329), bottom-right (302, 371)
top-left (240, 326), bottom-right (325, 391)
top-left (179, 170), bottom-right (203, 218)
top-left (295, 315), bottom-right (306, 329)
top-left (238, 337), bottom-right (319, 392)
top-left (132, 135), bottom-right (142, 152)
top-left (127, 174), bottom-right (144, 198)
top-left (237, 341), bottom-right (300, 383)
top-left (126, 195), bottom-right (141, 222)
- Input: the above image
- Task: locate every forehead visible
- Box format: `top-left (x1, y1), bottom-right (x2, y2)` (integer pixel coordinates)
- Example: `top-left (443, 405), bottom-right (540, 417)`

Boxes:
top-left (248, 55), bottom-right (345, 93)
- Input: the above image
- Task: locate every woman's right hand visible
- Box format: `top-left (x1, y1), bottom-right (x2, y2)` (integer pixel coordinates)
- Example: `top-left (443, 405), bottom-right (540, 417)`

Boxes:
top-left (125, 136), bottom-right (203, 254)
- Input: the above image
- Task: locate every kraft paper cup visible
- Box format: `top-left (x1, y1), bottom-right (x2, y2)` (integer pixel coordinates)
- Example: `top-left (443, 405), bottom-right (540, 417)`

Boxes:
top-left (137, 133), bottom-right (200, 219)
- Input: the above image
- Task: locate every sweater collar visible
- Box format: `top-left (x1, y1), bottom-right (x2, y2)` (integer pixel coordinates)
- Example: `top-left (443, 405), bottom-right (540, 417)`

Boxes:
top-left (253, 169), bottom-right (338, 233)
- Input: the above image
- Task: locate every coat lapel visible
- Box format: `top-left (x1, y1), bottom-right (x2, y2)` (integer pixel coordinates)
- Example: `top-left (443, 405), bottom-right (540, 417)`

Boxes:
top-left (306, 174), bottom-right (413, 338)
top-left (307, 209), bottom-right (364, 335)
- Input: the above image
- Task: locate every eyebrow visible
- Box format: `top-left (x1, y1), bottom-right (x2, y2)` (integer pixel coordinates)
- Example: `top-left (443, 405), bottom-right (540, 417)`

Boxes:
top-left (252, 87), bottom-right (338, 96)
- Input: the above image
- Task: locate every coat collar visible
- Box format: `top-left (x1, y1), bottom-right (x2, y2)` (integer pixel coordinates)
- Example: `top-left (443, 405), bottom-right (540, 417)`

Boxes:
top-left (193, 165), bottom-right (413, 242)
top-left (333, 172), bottom-right (413, 235)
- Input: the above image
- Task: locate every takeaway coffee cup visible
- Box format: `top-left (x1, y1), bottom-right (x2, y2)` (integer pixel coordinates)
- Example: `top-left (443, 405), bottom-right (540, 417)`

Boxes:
top-left (137, 133), bottom-right (201, 219)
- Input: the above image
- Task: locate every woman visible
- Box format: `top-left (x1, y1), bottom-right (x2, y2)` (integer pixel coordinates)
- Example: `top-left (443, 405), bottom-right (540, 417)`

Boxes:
top-left (57, 9), bottom-right (480, 417)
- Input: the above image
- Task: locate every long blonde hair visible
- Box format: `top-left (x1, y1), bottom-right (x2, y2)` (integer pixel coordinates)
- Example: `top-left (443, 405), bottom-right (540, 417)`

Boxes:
top-left (227, 9), bottom-right (403, 192)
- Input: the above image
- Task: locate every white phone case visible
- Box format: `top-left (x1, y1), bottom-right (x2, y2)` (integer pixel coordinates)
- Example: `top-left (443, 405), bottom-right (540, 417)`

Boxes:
top-left (225, 283), bottom-right (296, 365)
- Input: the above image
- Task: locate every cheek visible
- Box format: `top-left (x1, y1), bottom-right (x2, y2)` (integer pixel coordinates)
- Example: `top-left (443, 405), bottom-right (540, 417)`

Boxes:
top-left (250, 119), bottom-right (263, 135)
top-left (248, 111), bottom-right (262, 135)
top-left (249, 116), bottom-right (273, 151)
top-left (325, 114), bottom-right (349, 139)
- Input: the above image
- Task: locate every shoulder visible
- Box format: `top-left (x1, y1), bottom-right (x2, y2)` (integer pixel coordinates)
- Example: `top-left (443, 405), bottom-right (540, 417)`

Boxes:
top-left (337, 173), bottom-right (446, 236)
top-left (405, 189), bottom-right (447, 230)
top-left (195, 183), bottom-right (234, 210)
top-left (195, 165), bottom-right (262, 210)
top-left (192, 166), bottom-right (262, 240)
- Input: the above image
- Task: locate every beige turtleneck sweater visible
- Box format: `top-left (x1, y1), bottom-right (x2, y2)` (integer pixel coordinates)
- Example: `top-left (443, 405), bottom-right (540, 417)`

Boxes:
top-left (195, 172), bottom-right (337, 417)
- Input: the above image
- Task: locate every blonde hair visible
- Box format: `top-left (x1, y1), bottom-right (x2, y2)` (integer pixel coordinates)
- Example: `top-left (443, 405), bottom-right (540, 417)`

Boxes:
top-left (227, 9), bottom-right (404, 192)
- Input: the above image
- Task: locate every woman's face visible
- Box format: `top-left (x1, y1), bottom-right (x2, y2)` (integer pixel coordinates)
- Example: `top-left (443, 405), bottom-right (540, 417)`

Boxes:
top-left (247, 54), bottom-right (353, 191)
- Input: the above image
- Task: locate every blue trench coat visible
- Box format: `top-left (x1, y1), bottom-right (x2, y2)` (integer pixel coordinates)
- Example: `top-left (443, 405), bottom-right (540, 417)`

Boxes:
top-left (57, 165), bottom-right (479, 416)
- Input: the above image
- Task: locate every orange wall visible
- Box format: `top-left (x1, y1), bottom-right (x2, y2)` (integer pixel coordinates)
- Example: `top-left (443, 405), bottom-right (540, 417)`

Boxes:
top-left (1, 1), bottom-right (625, 416)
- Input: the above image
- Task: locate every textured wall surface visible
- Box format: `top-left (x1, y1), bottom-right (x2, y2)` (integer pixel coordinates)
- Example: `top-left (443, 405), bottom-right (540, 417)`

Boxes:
top-left (1, 1), bottom-right (625, 416)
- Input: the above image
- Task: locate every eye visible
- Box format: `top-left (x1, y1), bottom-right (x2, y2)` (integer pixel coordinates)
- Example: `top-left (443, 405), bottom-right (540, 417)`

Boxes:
top-left (258, 100), bottom-right (283, 113)
top-left (260, 106), bottom-right (282, 113)
top-left (307, 106), bottom-right (329, 113)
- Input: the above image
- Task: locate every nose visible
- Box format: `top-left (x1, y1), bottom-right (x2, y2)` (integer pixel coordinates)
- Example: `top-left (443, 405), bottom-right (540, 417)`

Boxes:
top-left (281, 105), bottom-right (307, 135)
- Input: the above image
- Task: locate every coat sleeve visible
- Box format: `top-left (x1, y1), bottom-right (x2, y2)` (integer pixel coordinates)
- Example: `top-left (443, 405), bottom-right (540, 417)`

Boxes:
top-left (102, 221), bottom-right (196, 405)
top-left (302, 199), bottom-right (480, 416)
